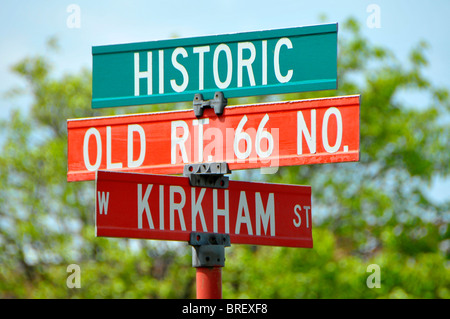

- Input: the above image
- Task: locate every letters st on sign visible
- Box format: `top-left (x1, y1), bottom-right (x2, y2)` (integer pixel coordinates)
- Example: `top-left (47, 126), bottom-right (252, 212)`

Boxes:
top-left (67, 95), bottom-right (360, 182)
top-left (92, 23), bottom-right (337, 108)
top-left (95, 170), bottom-right (313, 248)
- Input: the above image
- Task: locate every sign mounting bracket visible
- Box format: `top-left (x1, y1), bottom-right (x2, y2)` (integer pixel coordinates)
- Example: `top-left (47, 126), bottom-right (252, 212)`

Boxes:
top-left (189, 231), bottom-right (231, 299)
top-left (183, 162), bottom-right (231, 189)
top-left (189, 232), bottom-right (231, 268)
top-left (193, 92), bottom-right (227, 117)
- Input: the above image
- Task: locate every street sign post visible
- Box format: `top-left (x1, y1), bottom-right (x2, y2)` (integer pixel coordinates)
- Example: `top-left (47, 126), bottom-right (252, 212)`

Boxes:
top-left (68, 95), bottom-right (360, 182)
top-left (67, 22), bottom-right (361, 299)
top-left (95, 170), bottom-right (312, 248)
top-left (92, 23), bottom-right (337, 108)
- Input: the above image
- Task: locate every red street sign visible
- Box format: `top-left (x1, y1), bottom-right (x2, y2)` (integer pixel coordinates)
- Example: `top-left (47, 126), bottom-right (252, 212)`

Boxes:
top-left (95, 170), bottom-right (312, 248)
top-left (68, 95), bottom-right (360, 181)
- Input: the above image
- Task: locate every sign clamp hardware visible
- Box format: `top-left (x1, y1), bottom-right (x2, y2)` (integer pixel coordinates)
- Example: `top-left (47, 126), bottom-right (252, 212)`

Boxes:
top-left (184, 162), bottom-right (231, 266)
top-left (193, 92), bottom-right (227, 117)
top-left (185, 162), bottom-right (231, 298)
top-left (183, 162), bottom-right (231, 189)
top-left (189, 231), bottom-right (230, 298)
top-left (189, 232), bottom-right (231, 268)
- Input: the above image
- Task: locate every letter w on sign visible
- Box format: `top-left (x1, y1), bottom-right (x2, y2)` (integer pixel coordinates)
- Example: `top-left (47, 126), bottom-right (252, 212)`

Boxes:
top-left (97, 191), bottom-right (109, 215)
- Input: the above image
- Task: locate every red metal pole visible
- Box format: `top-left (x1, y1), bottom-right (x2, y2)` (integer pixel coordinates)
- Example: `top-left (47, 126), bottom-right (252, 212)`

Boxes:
top-left (196, 267), bottom-right (222, 299)
top-left (189, 231), bottom-right (229, 299)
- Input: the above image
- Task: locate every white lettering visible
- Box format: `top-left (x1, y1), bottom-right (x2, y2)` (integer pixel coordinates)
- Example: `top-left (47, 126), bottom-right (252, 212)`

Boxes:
top-left (237, 42), bottom-right (256, 87)
top-left (66, 4), bottom-right (81, 29)
top-left (262, 40), bottom-right (267, 85)
top-left (182, 304), bottom-right (216, 316)
top-left (97, 191), bottom-right (110, 215)
top-left (193, 46), bottom-right (210, 90)
top-left (213, 189), bottom-right (229, 233)
top-left (322, 107), bottom-right (343, 153)
top-left (193, 118), bottom-right (209, 163)
top-left (235, 191), bottom-right (253, 235)
top-left (132, 37), bottom-right (298, 97)
top-left (170, 47), bottom-right (189, 92)
top-left (366, 4), bottom-right (381, 29)
top-left (234, 115), bottom-right (252, 160)
top-left (66, 264), bottom-right (81, 288)
top-left (83, 127), bottom-right (101, 171)
top-left (366, 264), bottom-right (381, 288)
top-left (106, 126), bottom-right (122, 169)
top-left (159, 185), bottom-right (164, 230)
top-left (127, 124), bottom-right (146, 168)
top-left (137, 184), bottom-right (154, 229)
top-left (204, 126), bottom-right (224, 162)
top-left (213, 44), bottom-right (232, 89)
top-left (170, 186), bottom-right (186, 231)
top-left (255, 193), bottom-right (275, 236)
top-left (293, 204), bottom-right (301, 228)
top-left (297, 109), bottom-right (316, 155)
top-left (171, 120), bottom-right (189, 164)
top-left (255, 114), bottom-right (273, 158)
top-left (293, 205), bottom-right (310, 228)
top-left (134, 52), bottom-right (152, 96)
top-left (303, 206), bottom-right (310, 228)
top-left (191, 188), bottom-right (208, 232)
top-left (159, 50), bottom-right (164, 94)
top-left (274, 37), bottom-right (293, 83)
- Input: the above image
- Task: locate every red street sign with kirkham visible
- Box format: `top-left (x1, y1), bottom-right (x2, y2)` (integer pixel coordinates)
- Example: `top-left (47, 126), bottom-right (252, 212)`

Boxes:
top-left (95, 170), bottom-right (312, 248)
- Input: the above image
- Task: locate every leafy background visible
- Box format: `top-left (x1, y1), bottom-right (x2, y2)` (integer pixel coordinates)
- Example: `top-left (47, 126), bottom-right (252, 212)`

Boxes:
top-left (0, 17), bottom-right (449, 298)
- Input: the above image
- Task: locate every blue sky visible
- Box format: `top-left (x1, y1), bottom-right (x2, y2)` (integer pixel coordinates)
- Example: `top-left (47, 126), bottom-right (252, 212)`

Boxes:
top-left (0, 0), bottom-right (449, 201)
top-left (1, 0), bottom-right (449, 111)
top-left (1, 1), bottom-right (449, 90)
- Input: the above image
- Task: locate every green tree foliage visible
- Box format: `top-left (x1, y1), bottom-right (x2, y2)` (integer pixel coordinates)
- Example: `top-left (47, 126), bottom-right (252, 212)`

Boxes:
top-left (0, 18), bottom-right (448, 298)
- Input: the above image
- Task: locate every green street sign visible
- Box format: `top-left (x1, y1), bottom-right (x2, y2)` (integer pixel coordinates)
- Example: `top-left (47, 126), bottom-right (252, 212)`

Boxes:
top-left (92, 23), bottom-right (337, 109)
